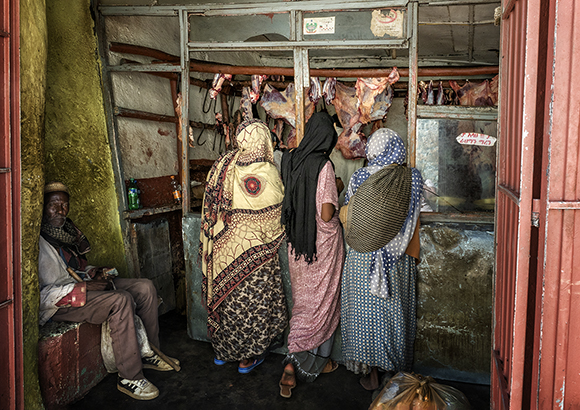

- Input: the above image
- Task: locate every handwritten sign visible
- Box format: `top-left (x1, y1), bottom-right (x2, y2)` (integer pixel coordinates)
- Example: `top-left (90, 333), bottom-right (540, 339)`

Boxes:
top-left (371, 9), bottom-right (405, 38)
top-left (456, 133), bottom-right (497, 146)
top-left (304, 17), bottom-right (335, 35)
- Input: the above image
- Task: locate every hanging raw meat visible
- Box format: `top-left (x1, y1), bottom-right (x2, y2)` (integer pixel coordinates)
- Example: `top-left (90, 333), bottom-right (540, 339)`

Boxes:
top-left (424, 80), bottom-right (435, 105)
top-left (273, 118), bottom-right (286, 148)
top-left (354, 67), bottom-right (399, 124)
top-left (336, 129), bottom-right (367, 160)
top-left (333, 82), bottom-right (361, 131)
top-left (286, 128), bottom-right (297, 149)
top-left (489, 75), bottom-right (499, 104)
top-left (259, 83), bottom-right (315, 128)
top-left (323, 77), bottom-right (337, 105)
top-left (449, 78), bottom-right (498, 106)
top-left (419, 81), bottom-right (427, 104)
top-left (209, 73), bottom-right (232, 99)
top-left (368, 84), bottom-right (394, 121)
top-left (250, 75), bottom-right (267, 103)
top-left (240, 87), bottom-right (253, 120)
top-left (333, 82), bottom-right (365, 159)
top-left (309, 77), bottom-right (322, 104)
top-left (436, 81), bottom-right (446, 105)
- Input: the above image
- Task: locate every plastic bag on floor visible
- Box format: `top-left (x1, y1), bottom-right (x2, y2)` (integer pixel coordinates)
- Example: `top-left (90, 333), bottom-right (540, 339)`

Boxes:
top-left (368, 372), bottom-right (471, 410)
top-left (101, 315), bottom-right (153, 373)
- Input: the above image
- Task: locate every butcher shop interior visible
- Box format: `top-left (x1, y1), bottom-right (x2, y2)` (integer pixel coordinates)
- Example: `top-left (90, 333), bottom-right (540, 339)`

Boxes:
top-left (40, 0), bottom-right (501, 408)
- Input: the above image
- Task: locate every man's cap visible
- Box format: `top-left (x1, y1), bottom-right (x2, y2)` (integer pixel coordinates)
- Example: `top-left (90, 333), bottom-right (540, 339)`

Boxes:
top-left (44, 181), bottom-right (69, 195)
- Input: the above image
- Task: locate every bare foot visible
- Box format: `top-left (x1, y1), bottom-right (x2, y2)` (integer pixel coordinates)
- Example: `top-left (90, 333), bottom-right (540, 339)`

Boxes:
top-left (279, 363), bottom-right (296, 398)
top-left (239, 359), bottom-right (255, 369)
top-left (280, 363), bottom-right (295, 385)
top-left (359, 367), bottom-right (379, 391)
top-left (322, 359), bottom-right (338, 374)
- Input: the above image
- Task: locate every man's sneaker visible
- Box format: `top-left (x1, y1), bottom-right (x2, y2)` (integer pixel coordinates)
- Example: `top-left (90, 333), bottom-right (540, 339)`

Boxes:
top-left (142, 354), bottom-right (179, 371)
top-left (117, 377), bottom-right (159, 400)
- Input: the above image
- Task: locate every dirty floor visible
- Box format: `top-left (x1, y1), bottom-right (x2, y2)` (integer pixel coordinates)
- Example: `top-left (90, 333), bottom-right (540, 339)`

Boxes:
top-left (70, 311), bottom-right (490, 410)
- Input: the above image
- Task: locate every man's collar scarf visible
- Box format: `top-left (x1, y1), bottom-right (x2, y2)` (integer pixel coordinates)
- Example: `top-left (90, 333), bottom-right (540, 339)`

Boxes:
top-left (40, 218), bottom-right (91, 267)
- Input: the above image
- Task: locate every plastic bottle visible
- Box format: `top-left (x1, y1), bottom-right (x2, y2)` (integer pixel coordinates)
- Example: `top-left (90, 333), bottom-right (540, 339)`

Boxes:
top-left (170, 175), bottom-right (182, 205)
top-left (127, 178), bottom-right (140, 210)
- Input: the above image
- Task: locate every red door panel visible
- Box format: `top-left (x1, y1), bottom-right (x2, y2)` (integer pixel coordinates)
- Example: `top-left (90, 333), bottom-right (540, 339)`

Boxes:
top-left (0, 0), bottom-right (22, 408)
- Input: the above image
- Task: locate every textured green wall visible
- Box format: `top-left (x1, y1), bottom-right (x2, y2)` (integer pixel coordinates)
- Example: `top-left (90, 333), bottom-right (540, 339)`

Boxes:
top-left (44, 0), bottom-right (127, 274)
top-left (20, 0), bottom-right (47, 407)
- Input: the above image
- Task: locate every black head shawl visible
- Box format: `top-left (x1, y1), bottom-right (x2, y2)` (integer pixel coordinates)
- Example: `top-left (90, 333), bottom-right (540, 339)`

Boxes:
top-left (280, 112), bottom-right (338, 263)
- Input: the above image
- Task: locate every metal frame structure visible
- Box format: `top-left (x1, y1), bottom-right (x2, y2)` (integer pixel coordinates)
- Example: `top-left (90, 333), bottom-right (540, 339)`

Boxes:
top-left (98, 0), bottom-right (500, 222)
top-left (100, 0), bottom-right (418, 216)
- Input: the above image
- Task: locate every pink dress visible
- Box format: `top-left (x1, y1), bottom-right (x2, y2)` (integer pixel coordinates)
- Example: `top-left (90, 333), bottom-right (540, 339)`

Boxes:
top-left (287, 161), bottom-right (345, 353)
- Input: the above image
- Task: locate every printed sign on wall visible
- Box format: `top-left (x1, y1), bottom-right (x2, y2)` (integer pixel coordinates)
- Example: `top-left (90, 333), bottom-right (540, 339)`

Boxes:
top-left (303, 17), bottom-right (335, 35)
top-left (371, 9), bottom-right (405, 37)
top-left (456, 133), bottom-right (497, 146)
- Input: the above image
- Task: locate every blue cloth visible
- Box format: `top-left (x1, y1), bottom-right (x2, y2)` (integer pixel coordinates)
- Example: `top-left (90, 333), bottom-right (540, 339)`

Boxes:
top-left (344, 129), bottom-right (422, 298)
top-left (341, 250), bottom-right (417, 372)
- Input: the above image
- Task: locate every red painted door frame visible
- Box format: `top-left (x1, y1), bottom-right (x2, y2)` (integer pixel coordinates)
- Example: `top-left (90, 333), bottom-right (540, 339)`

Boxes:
top-left (0, 0), bottom-right (23, 408)
top-left (534, 0), bottom-right (580, 407)
top-left (493, 0), bottom-right (545, 408)
top-left (494, 0), bottom-right (580, 408)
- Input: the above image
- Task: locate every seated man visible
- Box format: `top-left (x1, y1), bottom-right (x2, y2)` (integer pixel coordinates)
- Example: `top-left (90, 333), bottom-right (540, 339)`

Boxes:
top-left (38, 181), bottom-right (178, 401)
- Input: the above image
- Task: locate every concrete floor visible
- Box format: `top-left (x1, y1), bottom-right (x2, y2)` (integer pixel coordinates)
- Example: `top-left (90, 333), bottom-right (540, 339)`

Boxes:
top-left (70, 311), bottom-right (490, 410)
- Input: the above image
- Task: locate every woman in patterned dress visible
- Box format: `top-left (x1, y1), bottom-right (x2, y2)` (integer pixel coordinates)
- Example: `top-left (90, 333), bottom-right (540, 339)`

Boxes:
top-left (278, 112), bottom-right (345, 398)
top-left (339, 128), bottom-right (423, 390)
top-left (199, 120), bottom-right (288, 373)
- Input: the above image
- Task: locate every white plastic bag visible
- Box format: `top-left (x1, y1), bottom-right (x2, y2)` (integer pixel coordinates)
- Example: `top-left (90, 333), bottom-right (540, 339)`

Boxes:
top-left (100, 315), bottom-right (153, 373)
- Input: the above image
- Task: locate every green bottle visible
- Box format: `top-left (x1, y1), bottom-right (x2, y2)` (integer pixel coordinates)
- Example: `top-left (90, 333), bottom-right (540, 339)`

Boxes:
top-left (127, 178), bottom-right (140, 210)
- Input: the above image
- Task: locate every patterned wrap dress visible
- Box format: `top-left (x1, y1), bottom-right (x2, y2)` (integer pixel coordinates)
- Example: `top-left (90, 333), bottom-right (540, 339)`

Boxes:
top-left (200, 120), bottom-right (288, 362)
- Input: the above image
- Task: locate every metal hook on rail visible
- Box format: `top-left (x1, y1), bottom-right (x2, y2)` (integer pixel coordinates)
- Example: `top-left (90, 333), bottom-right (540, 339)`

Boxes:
top-left (202, 87), bottom-right (215, 114)
top-left (196, 127), bottom-right (207, 147)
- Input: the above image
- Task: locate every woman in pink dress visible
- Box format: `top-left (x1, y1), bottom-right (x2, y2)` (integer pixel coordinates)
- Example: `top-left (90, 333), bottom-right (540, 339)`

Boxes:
top-left (278, 112), bottom-right (345, 398)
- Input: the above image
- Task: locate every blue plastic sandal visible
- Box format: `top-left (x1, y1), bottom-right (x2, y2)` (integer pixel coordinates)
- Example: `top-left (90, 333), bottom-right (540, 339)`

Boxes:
top-left (238, 358), bottom-right (264, 374)
top-left (214, 357), bottom-right (227, 366)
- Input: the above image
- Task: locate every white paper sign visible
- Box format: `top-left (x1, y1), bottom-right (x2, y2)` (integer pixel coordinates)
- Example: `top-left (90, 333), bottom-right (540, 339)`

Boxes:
top-left (303, 17), bottom-right (335, 35)
top-left (456, 133), bottom-right (497, 146)
top-left (371, 9), bottom-right (405, 38)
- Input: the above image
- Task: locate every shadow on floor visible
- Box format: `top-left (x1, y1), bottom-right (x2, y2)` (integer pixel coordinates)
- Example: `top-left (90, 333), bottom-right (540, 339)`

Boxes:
top-left (70, 311), bottom-right (490, 410)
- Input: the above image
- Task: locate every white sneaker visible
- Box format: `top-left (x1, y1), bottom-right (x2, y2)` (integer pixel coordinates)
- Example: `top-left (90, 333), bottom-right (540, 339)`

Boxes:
top-left (117, 377), bottom-right (159, 400)
top-left (142, 354), bottom-right (179, 371)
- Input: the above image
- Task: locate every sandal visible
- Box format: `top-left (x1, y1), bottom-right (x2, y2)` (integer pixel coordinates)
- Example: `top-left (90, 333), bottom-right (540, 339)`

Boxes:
top-left (321, 359), bottom-right (338, 374)
top-left (238, 358), bottom-right (264, 374)
top-left (279, 369), bottom-right (296, 398)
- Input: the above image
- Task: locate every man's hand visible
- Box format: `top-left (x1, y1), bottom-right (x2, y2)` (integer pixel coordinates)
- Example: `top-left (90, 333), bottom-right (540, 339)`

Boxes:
top-left (85, 279), bottom-right (113, 292)
top-left (94, 268), bottom-right (116, 281)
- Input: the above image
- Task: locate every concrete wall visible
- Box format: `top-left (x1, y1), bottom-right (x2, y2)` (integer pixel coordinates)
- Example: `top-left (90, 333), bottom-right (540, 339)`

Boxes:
top-left (20, 0), bottom-right (48, 407)
top-left (44, 0), bottom-right (127, 273)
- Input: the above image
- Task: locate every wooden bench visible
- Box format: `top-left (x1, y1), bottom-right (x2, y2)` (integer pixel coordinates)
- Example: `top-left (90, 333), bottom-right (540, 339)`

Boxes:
top-left (38, 321), bottom-right (107, 410)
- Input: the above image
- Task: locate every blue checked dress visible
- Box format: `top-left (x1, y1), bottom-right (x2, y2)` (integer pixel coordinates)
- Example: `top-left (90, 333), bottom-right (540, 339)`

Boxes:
top-left (341, 249), bottom-right (417, 374)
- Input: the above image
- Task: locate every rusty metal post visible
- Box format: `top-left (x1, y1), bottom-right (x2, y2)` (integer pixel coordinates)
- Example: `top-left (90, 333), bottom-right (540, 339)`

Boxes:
top-left (179, 9), bottom-right (191, 215)
top-left (407, 1), bottom-right (418, 167)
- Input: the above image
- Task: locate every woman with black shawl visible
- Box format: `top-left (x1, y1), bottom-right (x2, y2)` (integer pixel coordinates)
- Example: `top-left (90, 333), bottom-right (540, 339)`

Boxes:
top-left (278, 112), bottom-right (345, 398)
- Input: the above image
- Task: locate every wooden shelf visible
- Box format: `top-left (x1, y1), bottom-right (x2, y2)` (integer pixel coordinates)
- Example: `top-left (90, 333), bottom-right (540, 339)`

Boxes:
top-left (123, 204), bottom-right (181, 220)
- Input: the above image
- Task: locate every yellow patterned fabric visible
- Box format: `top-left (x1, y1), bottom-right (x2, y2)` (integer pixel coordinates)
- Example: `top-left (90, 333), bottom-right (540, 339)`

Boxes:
top-left (200, 120), bottom-right (286, 335)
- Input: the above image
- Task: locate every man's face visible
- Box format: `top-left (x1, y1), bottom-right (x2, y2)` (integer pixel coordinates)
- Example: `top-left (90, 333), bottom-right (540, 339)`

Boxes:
top-left (44, 192), bottom-right (70, 227)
